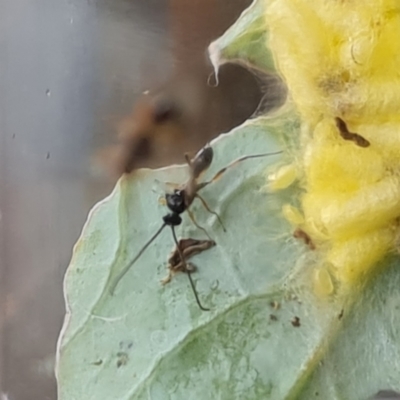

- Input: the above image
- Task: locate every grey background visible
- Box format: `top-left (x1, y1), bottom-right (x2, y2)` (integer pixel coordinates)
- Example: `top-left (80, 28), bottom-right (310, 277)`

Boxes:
top-left (0, 0), bottom-right (285, 398)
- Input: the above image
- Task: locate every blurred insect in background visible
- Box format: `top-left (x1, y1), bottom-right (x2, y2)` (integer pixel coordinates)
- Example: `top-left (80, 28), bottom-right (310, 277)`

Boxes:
top-left (111, 94), bottom-right (183, 174)
top-left (96, 74), bottom-right (209, 178)
top-left (109, 144), bottom-right (282, 310)
top-left (95, 65), bottom-right (286, 179)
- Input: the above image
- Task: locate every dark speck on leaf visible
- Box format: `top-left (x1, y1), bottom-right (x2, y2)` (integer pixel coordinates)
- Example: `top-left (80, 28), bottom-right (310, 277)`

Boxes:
top-left (270, 301), bottom-right (280, 310)
top-left (116, 352), bottom-right (129, 368)
top-left (291, 316), bottom-right (301, 327)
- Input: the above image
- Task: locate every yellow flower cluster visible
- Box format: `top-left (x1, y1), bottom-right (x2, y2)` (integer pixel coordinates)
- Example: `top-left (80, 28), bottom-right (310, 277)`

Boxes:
top-left (266, 0), bottom-right (400, 288)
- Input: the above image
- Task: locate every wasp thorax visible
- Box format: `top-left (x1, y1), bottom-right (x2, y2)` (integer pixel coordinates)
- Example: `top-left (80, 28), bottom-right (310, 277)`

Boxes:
top-left (165, 190), bottom-right (186, 214)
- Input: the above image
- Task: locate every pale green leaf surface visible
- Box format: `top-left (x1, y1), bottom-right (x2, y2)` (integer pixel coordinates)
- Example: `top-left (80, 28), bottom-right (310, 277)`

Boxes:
top-left (57, 113), bottom-right (337, 400)
top-left (56, 113), bottom-right (400, 400)
top-left (299, 257), bottom-right (400, 399)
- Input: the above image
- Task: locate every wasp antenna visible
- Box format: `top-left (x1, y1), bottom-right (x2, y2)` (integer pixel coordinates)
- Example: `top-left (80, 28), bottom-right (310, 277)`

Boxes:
top-left (195, 194), bottom-right (226, 232)
top-left (110, 222), bottom-right (167, 295)
top-left (170, 226), bottom-right (210, 311)
top-left (186, 208), bottom-right (213, 240)
top-left (199, 150), bottom-right (283, 189)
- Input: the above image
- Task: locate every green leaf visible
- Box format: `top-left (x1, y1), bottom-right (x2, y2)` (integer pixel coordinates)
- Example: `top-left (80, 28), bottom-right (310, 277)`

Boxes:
top-left (299, 255), bottom-right (400, 399)
top-left (58, 111), bottom-right (335, 399)
top-left (57, 111), bottom-right (400, 400)
top-left (208, 0), bottom-right (276, 75)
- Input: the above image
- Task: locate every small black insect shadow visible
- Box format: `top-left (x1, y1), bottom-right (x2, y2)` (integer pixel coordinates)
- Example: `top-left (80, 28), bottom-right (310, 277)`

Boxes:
top-left (109, 144), bottom-right (282, 310)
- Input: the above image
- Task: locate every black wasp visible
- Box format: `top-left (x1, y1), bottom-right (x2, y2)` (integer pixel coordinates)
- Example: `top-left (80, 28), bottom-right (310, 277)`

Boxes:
top-left (110, 144), bottom-right (282, 310)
